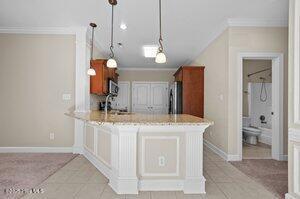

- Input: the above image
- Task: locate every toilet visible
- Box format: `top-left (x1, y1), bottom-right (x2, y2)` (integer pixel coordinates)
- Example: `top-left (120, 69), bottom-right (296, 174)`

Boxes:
top-left (242, 117), bottom-right (262, 145)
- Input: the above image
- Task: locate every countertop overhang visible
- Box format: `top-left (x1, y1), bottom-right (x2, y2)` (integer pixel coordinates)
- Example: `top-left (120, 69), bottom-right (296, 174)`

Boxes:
top-left (66, 110), bottom-right (213, 126)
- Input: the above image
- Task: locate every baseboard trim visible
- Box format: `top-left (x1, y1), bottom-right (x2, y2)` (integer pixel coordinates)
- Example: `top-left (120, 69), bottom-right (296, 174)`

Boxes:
top-left (204, 140), bottom-right (241, 161)
top-left (280, 155), bottom-right (288, 161)
top-left (203, 139), bottom-right (228, 161)
top-left (0, 147), bottom-right (73, 153)
top-left (227, 155), bottom-right (241, 161)
top-left (83, 148), bottom-right (111, 180)
top-left (139, 179), bottom-right (184, 191)
top-left (285, 193), bottom-right (298, 199)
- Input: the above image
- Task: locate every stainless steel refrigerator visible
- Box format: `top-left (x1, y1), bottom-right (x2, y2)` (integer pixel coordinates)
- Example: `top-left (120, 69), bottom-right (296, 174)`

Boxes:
top-left (169, 82), bottom-right (183, 114)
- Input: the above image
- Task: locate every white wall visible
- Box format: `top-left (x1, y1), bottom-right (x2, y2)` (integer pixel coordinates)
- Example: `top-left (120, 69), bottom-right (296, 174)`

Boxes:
top-left (248, 83), bottom-right (272, 129)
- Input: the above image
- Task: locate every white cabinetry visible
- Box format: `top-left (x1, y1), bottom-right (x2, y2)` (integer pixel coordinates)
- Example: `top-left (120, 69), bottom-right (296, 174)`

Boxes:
top-left (132, 82), bottom-right (168, 114)
top-left (112, 81), bottom-right (130, 111)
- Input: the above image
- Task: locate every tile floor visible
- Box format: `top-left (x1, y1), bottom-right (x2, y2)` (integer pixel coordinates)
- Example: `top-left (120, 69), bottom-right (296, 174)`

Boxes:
top-left (22, 146), bottom-right (278, 199)
top-left (243, 142), bottom-right (272, 159)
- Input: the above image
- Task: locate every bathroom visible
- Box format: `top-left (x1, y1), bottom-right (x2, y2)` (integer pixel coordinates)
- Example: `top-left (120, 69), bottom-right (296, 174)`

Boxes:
top-left (242, 59), bottom-right (272, 159)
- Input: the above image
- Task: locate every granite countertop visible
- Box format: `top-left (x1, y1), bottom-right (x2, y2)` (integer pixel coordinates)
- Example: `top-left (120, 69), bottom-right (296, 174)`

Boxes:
top-left (66, 110), bottom-right (213, 126)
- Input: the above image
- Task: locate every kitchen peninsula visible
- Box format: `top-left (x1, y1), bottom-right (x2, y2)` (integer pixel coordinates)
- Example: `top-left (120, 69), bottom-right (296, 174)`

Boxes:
top-left (67, 111), bottom-right (213, 194)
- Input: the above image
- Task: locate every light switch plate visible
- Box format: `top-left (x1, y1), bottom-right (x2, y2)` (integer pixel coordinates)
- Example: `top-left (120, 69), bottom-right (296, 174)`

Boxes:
top-left (62, 94), bottom-right (71, 101)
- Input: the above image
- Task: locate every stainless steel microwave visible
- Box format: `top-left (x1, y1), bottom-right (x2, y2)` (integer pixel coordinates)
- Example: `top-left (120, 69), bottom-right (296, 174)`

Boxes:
top-left (109, 80), bottom-right (119, 96)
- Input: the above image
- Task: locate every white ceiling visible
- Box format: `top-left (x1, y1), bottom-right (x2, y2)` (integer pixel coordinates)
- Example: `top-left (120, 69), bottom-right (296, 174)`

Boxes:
top-left (0, 0), bottom-right (288, 68)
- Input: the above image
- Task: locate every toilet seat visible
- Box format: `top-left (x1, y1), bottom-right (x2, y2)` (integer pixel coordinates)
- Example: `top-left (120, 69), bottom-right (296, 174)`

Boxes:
top-left (242, 127), bottom-right (261, 136)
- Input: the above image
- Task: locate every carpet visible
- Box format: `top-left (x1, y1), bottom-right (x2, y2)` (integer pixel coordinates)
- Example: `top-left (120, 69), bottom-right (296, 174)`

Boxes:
top-left (0, 153), bottom-right (77, 199)
top-left (231, 159), bottom-right (288, 199)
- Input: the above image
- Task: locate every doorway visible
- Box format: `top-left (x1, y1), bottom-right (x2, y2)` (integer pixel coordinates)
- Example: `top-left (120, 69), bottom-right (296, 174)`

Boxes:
top-left (242, 59), bottom-right (272, 159)
top-left (237, 53), bottom-right (284, 161)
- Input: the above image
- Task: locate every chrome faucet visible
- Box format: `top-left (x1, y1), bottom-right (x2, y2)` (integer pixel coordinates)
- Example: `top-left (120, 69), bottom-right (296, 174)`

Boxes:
top-left (105, 93), bottom-right (113, 115)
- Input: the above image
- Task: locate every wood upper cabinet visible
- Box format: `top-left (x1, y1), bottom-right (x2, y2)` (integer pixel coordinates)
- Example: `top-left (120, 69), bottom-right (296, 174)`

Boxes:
top-left (108, 68), bottom-right (119, 83)
top-left (174, 66), bottom-right (205, 118)
top-left (90, 59), bottom-right (107, 95)
top-left (90, 59), bottom-right (119, 95)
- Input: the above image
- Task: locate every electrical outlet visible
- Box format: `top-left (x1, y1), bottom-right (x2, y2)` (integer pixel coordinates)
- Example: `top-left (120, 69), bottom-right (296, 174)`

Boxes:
top-left (158, 156), bottom-right (166, 167)
top-left (50, 133), bottom-right (55, 140)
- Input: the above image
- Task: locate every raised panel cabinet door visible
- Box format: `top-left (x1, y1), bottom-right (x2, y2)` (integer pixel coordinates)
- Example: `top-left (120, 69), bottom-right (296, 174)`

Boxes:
top-left (132, 83), bottom-right (151, 113)
top-left (90, 59), bottom-right (108, 95)
top-left (111, 81), bottom-right (130, 111)
top-left (182, 67), bottom-right (204, 117)
top-left (150, 83), bottom-right (168, 114)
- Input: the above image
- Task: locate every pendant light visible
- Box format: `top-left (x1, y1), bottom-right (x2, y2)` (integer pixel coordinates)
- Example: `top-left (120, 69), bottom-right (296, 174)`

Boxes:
top-left (87, 23), bottom-right (97, 76)
top-left (107, 0), bottom-right (117, 68)
top-left (155, 0), bottom-right (167, 64)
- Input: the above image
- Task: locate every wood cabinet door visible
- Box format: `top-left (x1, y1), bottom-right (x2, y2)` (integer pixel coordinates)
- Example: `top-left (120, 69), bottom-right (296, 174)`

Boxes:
top-left (90, 59), bottom-right (109, 95)
top-left (90, 60), bottom-right (103, 95)
top-left (182, 67), bottom-right (204, 117)
top-left (102, 62), bottom-right (109, 94)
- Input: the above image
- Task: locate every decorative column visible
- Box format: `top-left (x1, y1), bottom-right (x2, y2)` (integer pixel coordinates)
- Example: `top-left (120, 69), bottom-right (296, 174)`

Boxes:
top-left (184, 125), bottom-right (208, 194)
top-left (109, 125), bottom-right (139, 194)
top-left (73, 27), bottom-right (88, 154)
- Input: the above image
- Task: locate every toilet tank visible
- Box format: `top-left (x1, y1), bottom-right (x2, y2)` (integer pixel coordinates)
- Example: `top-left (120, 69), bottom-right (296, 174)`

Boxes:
top-left (243, 117), bottom-right (251, 127)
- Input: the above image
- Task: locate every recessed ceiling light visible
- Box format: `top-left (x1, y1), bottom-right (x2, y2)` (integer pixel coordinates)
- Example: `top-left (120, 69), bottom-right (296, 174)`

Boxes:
top-left (120, 23), bottom-right (127, 30)
top-left (143, 45), bottom-right (158, 58)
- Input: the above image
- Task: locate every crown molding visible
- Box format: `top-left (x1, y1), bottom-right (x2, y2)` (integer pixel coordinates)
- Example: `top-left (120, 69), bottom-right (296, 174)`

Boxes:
top-left (0, 26), bottom-right (87, 35)
top-left (118, 67), bottom-right (177, 71)
top-left (227, 18), bottom-right (288, 27)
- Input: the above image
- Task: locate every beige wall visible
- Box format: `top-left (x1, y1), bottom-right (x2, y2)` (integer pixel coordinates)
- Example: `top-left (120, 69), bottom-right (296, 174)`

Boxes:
top-left (191, 29), bottom-right (229, 153)
top-left (118, 70), bottom-right (174, 83)
top-left (242, 60), bottom-right (272, 116)
top-left (228, 27), bottom-right (288, 155)
top-left (192, 27), bottom-right (288, 156)
top-left (0, 34), bottom-right (75, 147)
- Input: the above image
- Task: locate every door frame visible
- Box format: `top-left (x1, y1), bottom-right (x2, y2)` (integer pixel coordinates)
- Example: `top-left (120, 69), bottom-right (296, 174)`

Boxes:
top-left (132, 81), bottom-right (169, 114)
top-left (237, 52), bottom-right (284, 161)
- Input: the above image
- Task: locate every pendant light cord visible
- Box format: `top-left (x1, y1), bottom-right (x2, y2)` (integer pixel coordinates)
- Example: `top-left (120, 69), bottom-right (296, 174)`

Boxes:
top-left (110, 5), bottom-right (115, 58)
top-left (158, 0), bottom-right (163, 52)
top-left (91, 26), bottom-right (95, 60)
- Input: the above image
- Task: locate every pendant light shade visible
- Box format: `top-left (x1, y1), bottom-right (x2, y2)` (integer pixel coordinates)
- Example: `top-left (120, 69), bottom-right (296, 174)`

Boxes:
top-left (155, 0), bottom-right (166, 64)
top-left (107, 58), bottom-right (117, 68)
top-left (107, 2), bottom-right (118, 68)
top-left (155, 51), bottom-right (166, 63)
top-left (87, 68), bottom-right (96, 76)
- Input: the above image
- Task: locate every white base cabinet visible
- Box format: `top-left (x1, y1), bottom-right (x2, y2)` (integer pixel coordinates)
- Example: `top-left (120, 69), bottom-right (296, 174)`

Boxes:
top-left (82, 122), bottom-right (209, 194)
